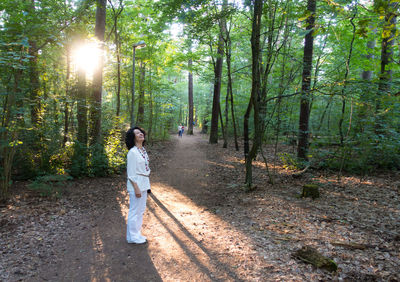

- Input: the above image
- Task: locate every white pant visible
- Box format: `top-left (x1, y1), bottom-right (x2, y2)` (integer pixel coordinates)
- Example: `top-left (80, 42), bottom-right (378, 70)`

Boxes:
top-left (127, 191), bottom-right (148, 243)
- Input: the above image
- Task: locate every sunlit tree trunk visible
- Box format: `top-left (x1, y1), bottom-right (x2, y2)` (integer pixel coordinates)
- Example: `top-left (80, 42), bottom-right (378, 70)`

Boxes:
top-left (63, 44), bottom-right (71, 147)
top-left (297, 0), bottom-right (316, 161)
top-left (89, 0), bottom-right (106, 145)
top-left (76, 68), bottom-right (87, 145)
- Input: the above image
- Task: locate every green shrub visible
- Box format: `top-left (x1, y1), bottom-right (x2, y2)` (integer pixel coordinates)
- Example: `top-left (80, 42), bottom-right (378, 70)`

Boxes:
top-left (28, 174), bottom-right (72, 198)
top-left (69, 141), bottom-right (88, 178)
top-left (279, 152), bottom-right (304, 170)
top-left (104, 122), bottom-right (127, 174)
top-left (89, 143), bottom-right (109, 177)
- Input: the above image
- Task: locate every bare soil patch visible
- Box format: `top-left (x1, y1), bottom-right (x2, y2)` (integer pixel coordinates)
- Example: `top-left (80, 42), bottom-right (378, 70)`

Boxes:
top-left (1, 131), bottom-right (399, 281)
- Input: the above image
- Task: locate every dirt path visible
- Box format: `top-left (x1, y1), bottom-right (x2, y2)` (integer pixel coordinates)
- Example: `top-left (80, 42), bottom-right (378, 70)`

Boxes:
top-left (36, 132), bottom-right (263, 281)
top-left (3, 130), bottom-right (399, 281)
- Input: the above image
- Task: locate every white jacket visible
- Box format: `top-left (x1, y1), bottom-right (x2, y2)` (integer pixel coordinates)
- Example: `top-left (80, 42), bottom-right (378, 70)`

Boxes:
top-left (127, 146), bottom-right (151, 192)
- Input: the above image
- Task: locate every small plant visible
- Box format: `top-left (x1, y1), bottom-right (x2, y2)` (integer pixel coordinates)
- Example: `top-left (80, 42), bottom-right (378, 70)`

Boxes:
top-left (279, 152), bottom-right (303, 170)
top-left (28, 174), bottom-right (72, 198)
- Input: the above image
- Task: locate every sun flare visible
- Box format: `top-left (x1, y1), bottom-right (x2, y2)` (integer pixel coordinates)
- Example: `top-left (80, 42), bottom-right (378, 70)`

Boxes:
top-left (72, 43), bottom-right (101, 76)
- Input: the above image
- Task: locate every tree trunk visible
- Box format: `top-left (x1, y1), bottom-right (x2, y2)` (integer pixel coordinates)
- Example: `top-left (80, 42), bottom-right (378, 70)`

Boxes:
top-left (63, 44), bottom-right (71, 147)
top-left (297, 0), bottom-right (316, 161)
top-left (225, 32), bottom-right (239, 151)
top-left (137, 61), bottom-right (145, 125)
top-left (89, 0), bottom-right (106, 145)
top-left (376, 1), bottom-right (396, 133)
top-left (219, 102), bottom-right (227, 148)
top-left (338, 9), bottom-right (356, 146)
top-left (115, 34), bottom-right (121, 117)
top-left (209, 30), bottom-right (224, 144)
top-left (76, 68), bottom-right (87, 145)
top-left (245, 0), bottom-right (263, 188)
top-left (148, 64), bottom-right (153, 142)
top-left (109, 1), bottom-right (123, 117)
top-left (28, 39), bottom-right (41, 127)
top-left (188, 57), bottom-right (194, 135)
top-left (0, 68), bottom-right (22, 201)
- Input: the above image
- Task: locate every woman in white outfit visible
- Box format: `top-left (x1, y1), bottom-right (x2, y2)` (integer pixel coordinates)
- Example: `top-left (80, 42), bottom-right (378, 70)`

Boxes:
top-left (125, 127), bottom-right (151, 244)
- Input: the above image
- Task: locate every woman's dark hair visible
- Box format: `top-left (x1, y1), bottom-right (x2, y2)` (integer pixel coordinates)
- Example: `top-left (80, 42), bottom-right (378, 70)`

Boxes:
top-left (125, 127), bottom-right (146, 150)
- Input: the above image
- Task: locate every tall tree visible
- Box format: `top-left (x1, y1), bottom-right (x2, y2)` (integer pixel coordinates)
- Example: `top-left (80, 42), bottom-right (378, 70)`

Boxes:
top-left (89, 0), bottom-right (106, 145)
top-left (27, 0), bottom-right (42, 127)
top-left (376, 0), bottom-right (397, 132)
top-left (108, 0), bottom-right (124, 117)
top-left (188, 56), bottom-right (194, 135)
top-left (297, 0), bottom-right (316, 161)
top-left (244, 0), bottom-right (263, 188)
top-left (137, 61), bottom-right (146, 125)
top-left (209, 22), bottom-right (225, 144)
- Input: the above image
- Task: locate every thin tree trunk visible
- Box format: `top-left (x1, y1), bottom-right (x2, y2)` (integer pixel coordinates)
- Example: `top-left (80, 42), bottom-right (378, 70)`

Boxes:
top-left (116, 34), bottom-right (121, 117)
top-left (109, 0), bottom-right (123, 117)
top-left (188, 57), bottom-right (194, 135)
top-left (338, 8), bottom-right (356, 146)
top-left (219, 103), bottom-right (226, 147)
top-left (63, 45), bottom-right (71, 147)
top-left (209, 29), bottom-right (224, 144)
top-left (148, 65), bottom-right (153, 142)
top-left (243, 100), bottom-right (252, 160)
top-left (137, 61), bottom-right (145, 125)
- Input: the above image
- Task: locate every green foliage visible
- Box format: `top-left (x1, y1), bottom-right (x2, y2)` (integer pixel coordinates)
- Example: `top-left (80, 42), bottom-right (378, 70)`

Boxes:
top-left (314, 130), bottom-right (400, 174)
top-left (279, 153), bottom-right (303, 170)
top-left (104, 119), bottom-right (127, 174)
top-left (89, 143), bottom-right (109, 177)
top-left (69, 142), bottom-right (88, 178)
top-left (28, 174), bottom-right (72, 198)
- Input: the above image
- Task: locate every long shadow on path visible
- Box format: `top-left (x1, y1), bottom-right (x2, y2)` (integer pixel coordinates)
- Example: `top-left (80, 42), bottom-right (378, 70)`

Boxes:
top-left (37, 177), bottom-right (162, 281)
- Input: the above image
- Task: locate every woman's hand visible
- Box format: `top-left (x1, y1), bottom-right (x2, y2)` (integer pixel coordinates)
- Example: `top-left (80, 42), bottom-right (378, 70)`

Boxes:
top-left (134, 187), bottom-right (142, 198)
top-left (133, 183), bottom-right (142, 198)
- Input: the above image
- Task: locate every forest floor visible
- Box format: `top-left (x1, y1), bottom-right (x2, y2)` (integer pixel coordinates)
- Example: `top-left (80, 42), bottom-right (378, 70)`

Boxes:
top-left (1, 129), bottom-right (400, 281)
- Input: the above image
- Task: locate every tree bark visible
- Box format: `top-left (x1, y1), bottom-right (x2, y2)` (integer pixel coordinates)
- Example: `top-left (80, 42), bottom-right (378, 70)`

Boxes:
top-left (137, 61), bottom-right (145, 125)
top-left (376, 1), bottom-right (396, 133)
top-left (89, 0), bottom-right (106, 145)
top-left (63, 44), bottom-right (71, 147)
top-left (76, 68), bottom-right (87, 145)
top-left (188, 57), bottom-right (194, 135)
top-left (245, 0), bottom-right (263, 188)
top-left (109, 0), bottom-right (123, 117)
top-left (148, 65), bottom-right (153, 142)
top-left (209, 29), bottom-right (224, 144)
top-left (297, 0), bottom-right (316, 161)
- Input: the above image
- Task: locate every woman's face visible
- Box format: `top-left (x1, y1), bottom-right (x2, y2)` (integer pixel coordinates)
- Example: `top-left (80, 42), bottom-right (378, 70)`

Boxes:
top-left (134, 129), bottom-right (145, 144)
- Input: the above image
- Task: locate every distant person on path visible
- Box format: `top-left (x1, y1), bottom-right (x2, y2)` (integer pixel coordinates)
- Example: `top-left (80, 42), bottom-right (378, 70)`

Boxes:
top-left (125, 127), bottom-right (151, 244)
top-left (181, 125), bottom-right (185, 135)
top-left (178, 125), bottom-right (182, 137)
